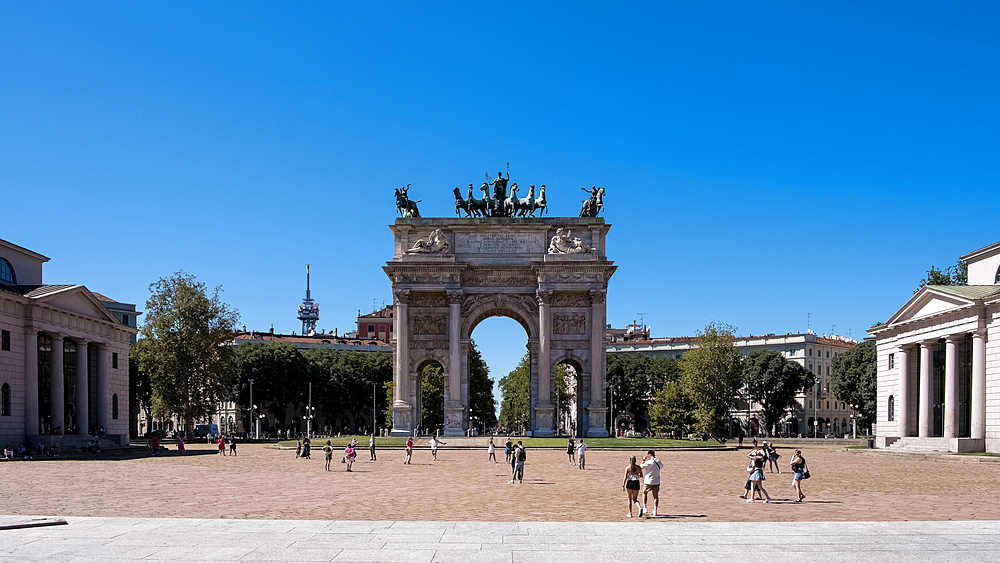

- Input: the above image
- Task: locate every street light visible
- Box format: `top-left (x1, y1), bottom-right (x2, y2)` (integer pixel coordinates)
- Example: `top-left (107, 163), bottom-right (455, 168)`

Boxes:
top-left (850, 404), bottom-right (858, 439)
top-left (249, 379), bottom-right (254, 440)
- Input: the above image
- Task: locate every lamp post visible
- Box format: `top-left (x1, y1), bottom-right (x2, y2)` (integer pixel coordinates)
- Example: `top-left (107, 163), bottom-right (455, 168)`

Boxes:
top-left (850, 404), bottom-right (858, 439)
top-left (813, 380), bottom-right (819, 438)
top-left (307, 382), bottom-right (313, 437)
top-left (249, 379), bottom-right (254, 440)
top-left (372, 382), bottom-right (377, 436)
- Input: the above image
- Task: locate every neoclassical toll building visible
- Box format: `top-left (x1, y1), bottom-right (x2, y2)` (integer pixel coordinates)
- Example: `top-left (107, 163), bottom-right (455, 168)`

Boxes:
top-left (872, 240), bottom-right (1000, 453)
top-left (0, 238), bottom-right (136, 449)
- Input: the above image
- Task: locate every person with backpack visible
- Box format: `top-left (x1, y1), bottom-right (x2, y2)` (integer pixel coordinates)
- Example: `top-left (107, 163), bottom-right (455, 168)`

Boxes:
top-left (508, 441), bottom-right (526, 484)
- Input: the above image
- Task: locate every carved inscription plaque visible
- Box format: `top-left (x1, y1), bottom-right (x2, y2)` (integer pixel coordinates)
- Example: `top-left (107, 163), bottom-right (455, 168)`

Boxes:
top-left (455, 233), bottom-right (544, 255)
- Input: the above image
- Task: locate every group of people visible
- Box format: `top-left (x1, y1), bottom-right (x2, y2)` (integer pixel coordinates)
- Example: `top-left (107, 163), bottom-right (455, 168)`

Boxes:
top-left (565, 438), bottom-right (587, 469)
top-left (740, 441), bottom-right (810, 503)
top-left (621, 451), bottom-right (662, 517)
top-left (217, 435), bottom-right (236, 456)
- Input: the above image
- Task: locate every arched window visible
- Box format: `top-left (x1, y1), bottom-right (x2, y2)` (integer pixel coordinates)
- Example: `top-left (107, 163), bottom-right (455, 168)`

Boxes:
top-left (1, 383), bottom-right (10, 416)
top-left (995, 265), bottom-right (1000, 284)
top-left (888, 395), bottom-right (895, 422)
top-left (0, 258), bottom-right (14, 284)
top-left (111, 394), bottom-right (119, 420)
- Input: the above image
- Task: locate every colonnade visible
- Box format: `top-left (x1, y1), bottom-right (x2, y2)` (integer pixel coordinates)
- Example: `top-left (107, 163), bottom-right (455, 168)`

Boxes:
top-left (897, 331), bottom-right (987, 440)
top-left (23, 328), bottom-right (112, 436)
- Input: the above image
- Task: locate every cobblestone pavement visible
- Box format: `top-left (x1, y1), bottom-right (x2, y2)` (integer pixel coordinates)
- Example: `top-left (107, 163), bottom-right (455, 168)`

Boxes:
top-left (3, 517), bottom-right (999, 562)
top-left (2, 444), bottom-right (999, 522)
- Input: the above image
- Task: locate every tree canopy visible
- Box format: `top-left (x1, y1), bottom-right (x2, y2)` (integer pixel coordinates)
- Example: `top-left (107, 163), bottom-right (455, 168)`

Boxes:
top-left (917, 259), bottom-right (967, 292)
top-left (135, 272), bottom-right (239, 432)
top-left (234, 342), bottom-right (309, 431)
top-left (468, 341), bottom-right (498, 429)
top-left (680, 322), bottom-right (743, 437)
top-left (831, 340), bottom-right (876, 429)
top-left (743, 349), bottom-right (815, 436)
top-left (649, 380), bottom-right (693, 436)
top-left (606, 352), bottom-right (679, 431)
top-left (498, 353), bottom-right (530, 431)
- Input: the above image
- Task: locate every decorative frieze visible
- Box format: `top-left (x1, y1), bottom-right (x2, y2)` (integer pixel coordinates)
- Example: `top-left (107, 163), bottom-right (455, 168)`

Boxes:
top-left (553, 313), bottom-right (586, 334)
top-left (410, 340), bottom-right (449, 350)
top-left (554, 340), bottom-right (591, 349)
top-left (409, 292), bottom-right (447, 308)
top-left (462, 267), bottom-right (538, 287)
top-left (551, 292), bottom-right (591, 307)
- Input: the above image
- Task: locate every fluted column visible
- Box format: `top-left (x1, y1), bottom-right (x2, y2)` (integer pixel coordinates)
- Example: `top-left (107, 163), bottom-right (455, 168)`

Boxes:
top-left (971, 330), bottom-right (987, 440)
top-left (50, 334), bottom-right (64, 434)
top-left (918, 341), bottom-right (933, 438)
top-left (587, 289), bottom-right (609, 438)
top-left (391, 290), bottom-right (411, 435)
top-left (96, 344), bottom-right (109, 429)
top-left (76, 340), bottom-right (89, 435)
top-left (447, 290), bottom-right (462, 403)
top-left (537, 290), bottom-right (552, 405)
top-left (944, 337), bottom-right (958, 438)
top-left (24, 329), bottom-right (39, 435)
top-left (897, 346), bottom-right (910, 437)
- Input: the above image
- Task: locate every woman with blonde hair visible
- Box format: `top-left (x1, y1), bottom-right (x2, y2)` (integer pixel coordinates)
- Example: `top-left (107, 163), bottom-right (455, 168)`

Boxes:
top-left (790, 450), bottom-right (808, 501)
top-left (621, 455), bottom-right (644, 517)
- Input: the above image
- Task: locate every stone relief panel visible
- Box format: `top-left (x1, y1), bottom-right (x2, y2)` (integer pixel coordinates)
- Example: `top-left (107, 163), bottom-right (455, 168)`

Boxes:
top-left (455, 232), bottom-right (545, 255)
top-left (551, 292), bottom-right (591, 307)
top-left (393, 409), bottom-right (412, 431)
top-left (553, 313), bottom-right (586, 334)
top-left (408, 292), bottom-right (447, 308)
top-left (406, 229), bottom-right (451, 254)
top-left (445, 410), bottom-right (464, 430)
top-left (409, 340), bottom-right (449, 350)
top-left (413, 314), bottom-right (448, 335)
top-left (462, 267), bottom-right (538, 287)
top-left (537, 411), bottom-right (552, 429)
top-left (554, 340), bottom-right (590, 349)
top-left (539, 271), bottom-right (603, 283)
top-left (396, 271), bottom-right (461, 284)
top-left (461, 292), bottom-right (538, 317)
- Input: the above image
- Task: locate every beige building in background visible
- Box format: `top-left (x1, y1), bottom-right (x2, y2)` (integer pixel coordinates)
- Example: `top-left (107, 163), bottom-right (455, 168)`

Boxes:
top-left (871, 240), bottom-right (1000, 453)
top-left (0, 238), bottom-right (135, 449)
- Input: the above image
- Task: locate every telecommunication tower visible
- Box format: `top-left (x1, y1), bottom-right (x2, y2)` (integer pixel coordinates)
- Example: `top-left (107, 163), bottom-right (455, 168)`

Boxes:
top-left (297, 265), bottom-right (320, 335)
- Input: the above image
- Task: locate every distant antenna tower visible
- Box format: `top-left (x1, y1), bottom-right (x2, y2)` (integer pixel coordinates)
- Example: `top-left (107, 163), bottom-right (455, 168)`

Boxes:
top-left (297, 265), bottom-right (320, 335)
top-left (637, 313), bottom-right (647, 328)
top-left (831, 324), bottom-right (836, 336)
top-left (373, 298), bottom-right (378, 312)
top-left (807, 312), bottom-right (811, 332)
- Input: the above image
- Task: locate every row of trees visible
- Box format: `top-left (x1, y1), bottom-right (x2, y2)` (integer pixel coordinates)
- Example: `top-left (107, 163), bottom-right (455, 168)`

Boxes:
top-left (497, 355), bottom-right (573, 432)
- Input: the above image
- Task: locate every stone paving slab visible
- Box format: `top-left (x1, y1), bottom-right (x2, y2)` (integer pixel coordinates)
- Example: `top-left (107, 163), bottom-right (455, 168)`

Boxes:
top-left (2, 517), bottom-right (1000, 562)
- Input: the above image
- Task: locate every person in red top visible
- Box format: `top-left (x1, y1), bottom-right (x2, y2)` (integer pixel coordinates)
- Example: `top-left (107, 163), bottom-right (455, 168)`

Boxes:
top-left (404, 437), bottom-right (413, 464)
top-left (345, 444), bottom-right (356, 471)
top-left (217, 437), bottom-right (226, 456)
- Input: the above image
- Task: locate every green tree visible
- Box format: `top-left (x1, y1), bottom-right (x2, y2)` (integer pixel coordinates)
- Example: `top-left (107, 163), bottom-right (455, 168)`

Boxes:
top-left (606, 353), bottom-right (680, 432)
top-left (649, 380), bottom-right (694, 436)
top-left (553, 363), bottom-right (576, 434)
top-left (305, 348), bottom-right (392, 434)
top-left (128, 347), bottom-right (152, 437)
top-left (917, 259), bottom-right (968, 292)
top-left (468, 341), bottom-right (498, 429)
top-left (419, 364), bottom-right (444, 431)
top-left (743, 349), bottom-right (815, 436)
top-left (681, 322), bottom-right (743, 438)
top-left (135, 272), bottom-right (239, 435)
top-left (498, 353), bottom-right (530, 432)
top-left (233, 342), bottom-right (309, 433)
top-left (831, 340), bottom-right (876, 431)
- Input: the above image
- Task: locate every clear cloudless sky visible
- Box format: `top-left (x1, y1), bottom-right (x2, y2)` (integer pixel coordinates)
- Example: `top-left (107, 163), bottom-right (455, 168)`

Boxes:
top-left (3, 2), bottom-right (998, 411)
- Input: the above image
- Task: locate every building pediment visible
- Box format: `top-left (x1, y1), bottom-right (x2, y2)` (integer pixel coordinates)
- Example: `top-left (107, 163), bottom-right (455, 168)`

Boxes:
top-left (885, 286), bottom-right (977, 326)
top-left (33, 285), bottom-right (122, 325)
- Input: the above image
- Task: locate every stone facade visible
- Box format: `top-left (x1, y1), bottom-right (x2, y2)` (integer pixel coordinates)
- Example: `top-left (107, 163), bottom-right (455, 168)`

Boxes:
top-left (385, 218), bottom-right (616, 438)
top-left (871, 240), bottom-right (1000, 453)
top-left (0, 238), bottom-right (136, 449)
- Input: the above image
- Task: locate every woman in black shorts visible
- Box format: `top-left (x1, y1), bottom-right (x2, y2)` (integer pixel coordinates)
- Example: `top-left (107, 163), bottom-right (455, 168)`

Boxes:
top-left (621, 455), bottom-right (644, 517)
top-left (567, 438), bottom-right (576, 465)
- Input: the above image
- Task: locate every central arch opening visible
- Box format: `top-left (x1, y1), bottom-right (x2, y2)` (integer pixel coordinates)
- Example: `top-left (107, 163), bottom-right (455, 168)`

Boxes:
top-left (473, 315), bottom-right (526, 435)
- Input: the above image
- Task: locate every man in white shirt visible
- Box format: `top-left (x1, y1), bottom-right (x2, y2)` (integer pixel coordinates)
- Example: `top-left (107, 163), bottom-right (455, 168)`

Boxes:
top-left (576, 440), bottom-right (587, 470)
top-left (640, 450), bottom-right (662, 517)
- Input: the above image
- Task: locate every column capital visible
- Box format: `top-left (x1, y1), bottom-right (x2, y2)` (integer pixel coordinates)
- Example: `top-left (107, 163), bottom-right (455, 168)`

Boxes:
top-left (945, 335), bottom-right (961, 344)
top-left (536, 289), bottom-right (554, 305)
top-left (919, 339), bottom-right (936, 348)
top-left (394, 289), bottom-right (411, 305)
top-left (446, 290), bottom-right (463, 305)
top-left (589, 289), bottom-right (606, 304)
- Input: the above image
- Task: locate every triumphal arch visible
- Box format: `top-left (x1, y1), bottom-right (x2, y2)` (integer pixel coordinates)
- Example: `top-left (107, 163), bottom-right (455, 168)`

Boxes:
top-left (385, 214), bottom-right (616, 437)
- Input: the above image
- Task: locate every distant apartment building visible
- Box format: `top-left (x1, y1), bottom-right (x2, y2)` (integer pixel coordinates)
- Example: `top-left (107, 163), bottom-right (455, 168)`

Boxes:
top-left (607, 325), bottom-right (859, 437)
top-left (356, 305), bottom-right (393, 341)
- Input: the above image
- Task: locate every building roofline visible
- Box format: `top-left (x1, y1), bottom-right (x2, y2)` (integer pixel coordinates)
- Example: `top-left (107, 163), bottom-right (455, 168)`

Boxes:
top-left (960, 240), bottom-right (1000, 262)
top-left (0, 238), bottom-right (50, 262)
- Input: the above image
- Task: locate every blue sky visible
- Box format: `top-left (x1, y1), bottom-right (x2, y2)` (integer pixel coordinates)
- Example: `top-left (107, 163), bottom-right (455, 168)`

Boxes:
top-left (3, 3), bottom-right (998, 409)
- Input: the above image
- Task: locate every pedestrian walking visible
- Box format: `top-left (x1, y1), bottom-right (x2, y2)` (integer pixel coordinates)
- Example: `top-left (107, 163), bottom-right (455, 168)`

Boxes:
top-left (345, 443), bottom-right (356, 471)
top-left (790, 450), bottom-right (808, 501)
top-left (229, 436), bottom-right (237, 456)
top-left (324, 441), bottom-right (333, 471)
top-left (404, 437), bottom-right (413, 464)
top-left (217, 436), bottom-right (226, 456)
top-left (567, 438), bottom-right (576, 465)
top-left (577, 440), bottom-right (586, 469)
top-left (504, 437), bottom-right (513, 463)
top-left (510, 441), bottom-right (526, 484)
top-left (766, 442), bottom-right (780, 473)
top-left (622, 455), bottom-right (644, 517)
top-left (176, 435), bottom-right (185, 456)
top-left (296, 439), bottom-right (302, 459)
top-left (302, 437), bottom-right (311, 459)
top-left (488, 437), bottom-right (497, 463)
top-left (641, 450), bottom-right (662, 517)
top-left (369, 434), bottom-right (377, 461)
top-left (747, 451), bottom-right (771, 503)
top-left (429, 436), bottom-right (445, 460)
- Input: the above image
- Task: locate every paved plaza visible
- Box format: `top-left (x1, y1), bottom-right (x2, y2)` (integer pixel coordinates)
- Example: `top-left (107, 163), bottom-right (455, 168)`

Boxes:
top-left (3, 516), bottom-right (1000, 562)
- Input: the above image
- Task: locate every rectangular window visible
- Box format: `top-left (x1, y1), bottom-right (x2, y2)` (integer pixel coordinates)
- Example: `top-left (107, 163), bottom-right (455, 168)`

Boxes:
top-left (112, 352), bottom-right (118, 369)
top-left (826, 350), bottom-right (830, 358)
top-left (809, 349), bottom-right (813, 356)
top-left (122, 314), bottom-right (129, 325)
top-left (826, 401), bottom-right (830, 409)
top-left (834, 402), bottom-right (838, 410)
top-left (809, 400), bottom-right (813, 409)
top-left (826, 365), bottom-right (830, 376)
top-left (0, 329), bottom-right (8, 351)
top-left (368, 324), bottom-right (375, 335)
top-left (809, 364), bottom-right (814, 373)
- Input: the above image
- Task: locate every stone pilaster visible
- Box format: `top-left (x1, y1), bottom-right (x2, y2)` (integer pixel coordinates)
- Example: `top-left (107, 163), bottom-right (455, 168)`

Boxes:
top-left (587, 289), bottom-right (608, 437)
top-left (76, 340), bottom-right (89, 436)
top-left (918, 341), bottom-right (933, 438)
top-left (897, 346), bottom-right (910, 437)
top-left (24, 328), bottom-right (38, 435)
top-left (391, 290), bottom-right (412, 436)
top-left (534, 290), bottom-right (554, 437)
top-left (50, 333), bottom-right (64, 434)
top-left (944, 337), bottom-right (958, 438)
top-left (971, 330), bottom-right (987, 440)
